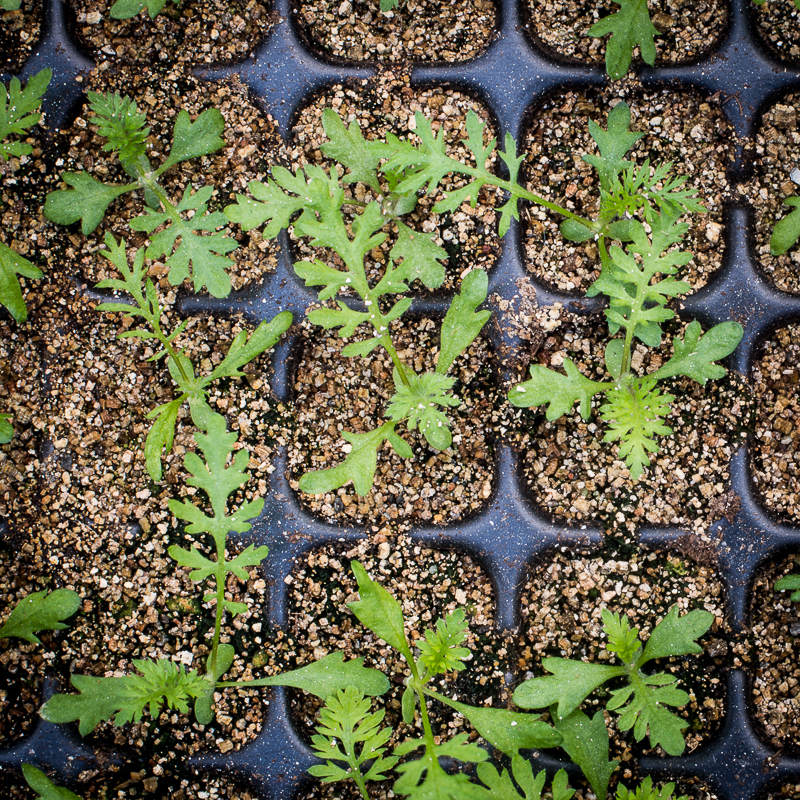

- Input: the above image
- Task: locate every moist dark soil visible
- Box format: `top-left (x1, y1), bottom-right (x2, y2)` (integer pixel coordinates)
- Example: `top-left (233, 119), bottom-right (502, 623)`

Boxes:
top-left (745, 93), bottom-right (800, 295)
top-left (521, 84), bottom-right (735, 294)
top-left (0, 0), bottom-right (42, 73)
top-left (524, 0), bottom-right (727, 69)
top-left (752, 0), bottom-right (800, 62)
top-left (750, 552), bottom-right (800, 753)
top-left (68, 0), bottom-right (274, 66)
top-left (750, 323), bottom-right (800, 522)
top-left (293, 0), bottom-right (497, 63)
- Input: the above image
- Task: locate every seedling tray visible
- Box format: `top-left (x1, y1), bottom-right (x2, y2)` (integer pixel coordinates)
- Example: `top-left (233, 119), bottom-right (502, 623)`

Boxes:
top-left (3, 0), bottom-right (800, 797)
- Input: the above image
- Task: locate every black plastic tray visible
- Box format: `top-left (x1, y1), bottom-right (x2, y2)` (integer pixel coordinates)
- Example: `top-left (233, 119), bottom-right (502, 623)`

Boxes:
top-left (3, 0), bottom-right (800, 797)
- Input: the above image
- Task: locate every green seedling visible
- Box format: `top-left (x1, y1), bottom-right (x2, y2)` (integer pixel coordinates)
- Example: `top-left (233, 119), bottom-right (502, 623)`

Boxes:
top-left (513, 606), bottom-right (713, 757)
top-left (40, 414), bottom-right (388, 733)
top-left (0, 68), bottom-right (50, 323)
top-left (0, 1), bottom-right (21, 11)
top-left (616, 777), bottom-right (688, 800)
top-left (45, 91), bottom-right (239, 298)
top-left (0, 588), bottom-right (80, 643)
top-left (94, 233), bottom-right (291, 480)
top-left (589, 0), bottom-right (660, 80)
top-left (775, 565), bottom-right (800, 600)
top-left (506, 102), bottom-right (743, 479)
top-left (22, 765), bottom-right (81, 800)
top-left (769, 193), bottom-right (800, 255)
top-left (308, 561), bottom-right (561, 799)
top-left (110, 0), bottom-right (180, 18)
top-left (225, 109), bottom-right (491, 496)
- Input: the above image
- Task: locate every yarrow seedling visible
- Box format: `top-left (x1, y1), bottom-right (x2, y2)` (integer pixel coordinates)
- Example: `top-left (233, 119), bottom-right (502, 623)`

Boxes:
top-left (0, 68), bottom-right (50, 326)
top-left (513, 606), bottom-right (713, 757)
top-left (307, 563), bottom-right (700, 800)
top-left (265, 103), bottom-right (741, 481)
top-left (40, 414), bottom-right (388, 733)
top-left (93, 233), bottom-right (290, 480)
top-left (225, 109), bottom-right (491, 496)
top-left (767, 170), bottom-right (800, 255)
top-left (505, 102), bottom-right (743, 478)
top-left (46, 91), bottom-right (239, 298)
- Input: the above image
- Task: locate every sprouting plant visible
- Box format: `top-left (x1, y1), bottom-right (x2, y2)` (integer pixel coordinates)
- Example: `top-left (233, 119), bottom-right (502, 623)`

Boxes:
top-left (307, 561), bottom-right (561, 800)
top-left (22, 764), bottom-right (81, 800)
top-left (588, 0), bottom-right (660, 80)
top-left (92, 233), bottom-right (291, 479)
top-left (0, 68), bottom-right (50, 323)
top-left (774, 563), bottom-right (800, 600)
top-left (40, 414), bottom-right (388, 733)
top-left (616, 777), bottom-right (688, 800)
top-left (45, 91), bottom-right (239, 298)
top-left (225, 109), bottom-right (491, 496)
top-left (504, 102), bottom-right (743, 479)
top-left (768, 192), bottom-right (800, 256)
top-left (0, 588), bottom-right (80, 643)
top-left (513, 606), bottom-right (713, 757)
top-left (109, 0), bottom-right (180, 19)
top-left (753, 0), bottom-right (800, 9)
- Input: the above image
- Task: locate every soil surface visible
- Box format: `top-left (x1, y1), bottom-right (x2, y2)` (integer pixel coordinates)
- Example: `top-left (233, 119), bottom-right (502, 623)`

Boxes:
top-left (746, 92), bottom-right (800, 295)
top-left (525, 0), bottom-right (727, 68)
top-left (752, 0), bottom-right (800, 62)
top-left (0, 0), bottom-right (42, 74)
top-left (294, 0), bottom-right (496, 62)
top-left (521, 84), bottom-right (735, 294)
top-left (750, 552), bottom-right (800, 753)
top-left (68, 0), bottom-right (274, 65)
top-left (751, 323), bottom-right (800, 522)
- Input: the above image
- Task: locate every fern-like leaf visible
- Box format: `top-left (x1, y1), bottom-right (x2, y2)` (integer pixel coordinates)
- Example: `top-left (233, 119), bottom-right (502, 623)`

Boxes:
top-left (600, 377), bottom-right (673, 479)
top-left (417, 608), bottom-right (470, 676)
top-left (309, 687), bottom-right (398, 788)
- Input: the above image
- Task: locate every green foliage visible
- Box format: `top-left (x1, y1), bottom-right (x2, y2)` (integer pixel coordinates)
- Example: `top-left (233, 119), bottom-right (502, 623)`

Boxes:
top-left (0, 589), bottom-right (80, 644)
top-left (508, 103), bottom-right (742, 479)
top-left (110, 0), bottom-right (179, 20)
top-left (95, 234), bottom-right (291, 479)
top-left (22, 765), bottom-right (82, 800)
top-left (0, 68), bottom-right (50, 162)
top-left (417, 607), bottom-right (470, 675)
top-left (775, 572), bottom-right (800, 601)
top-left (0, 411), bottom-right (13, 442)
top-left (40, 658), bottom-right (207, 735)
top-left (0, 69), bottom-right (50, 322)
top-left (311, 562), bottom-right (561, 799)
top-left (227, 113), bottom-right (491, 495)
top-left (513, 606), bottom-right (713, 757)
top-left (770, 196), bottom-right (800, 255)
top-left (86, 91), bottom-right (149, 168)
top-left (616, 777), bottom-right (688, 800)
top-left (553, 709), bottom-right (617, 800)
top-left (309, 687), bottom-right (398, 794)
top-left (476, 759), bottom-right (574, 800)
top-left (599, 378), bottom-right (673, 479)
top-left (45, 92), bottom-right (236, 297)
top-left (588, 0), bottom-right (660, 79)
